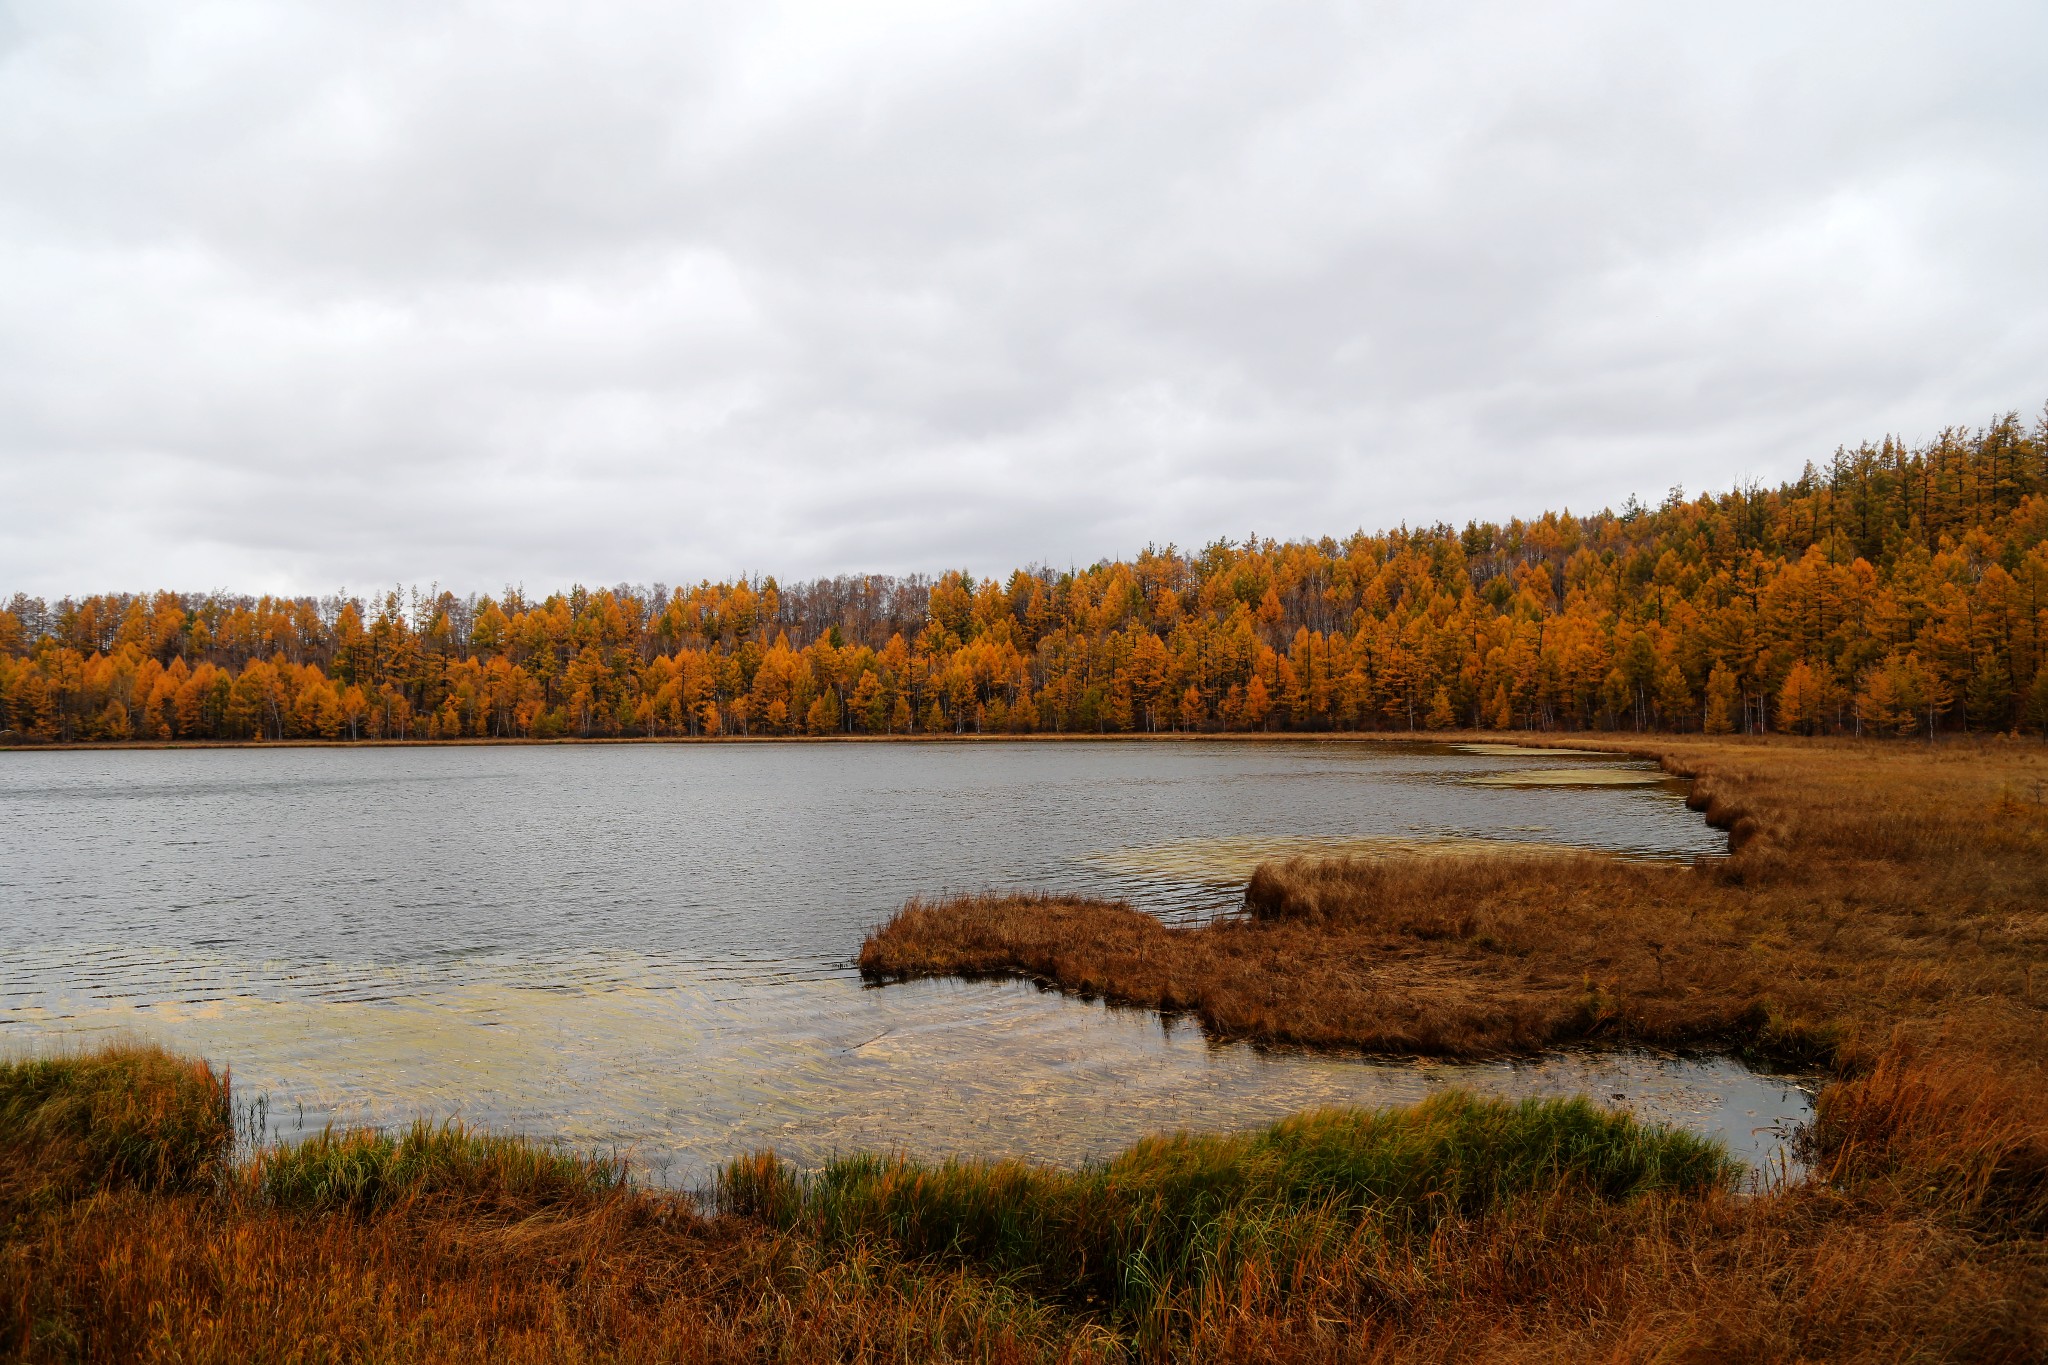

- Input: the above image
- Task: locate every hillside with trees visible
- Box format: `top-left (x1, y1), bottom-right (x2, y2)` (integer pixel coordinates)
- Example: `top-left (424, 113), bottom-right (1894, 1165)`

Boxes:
top-left (5, 411), bottom-right (2046, 744)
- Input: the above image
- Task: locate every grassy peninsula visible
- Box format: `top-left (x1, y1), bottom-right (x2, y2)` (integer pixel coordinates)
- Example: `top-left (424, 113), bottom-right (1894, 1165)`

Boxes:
top-left (862, 736), bottom-right (2048, 1068)
top-left (5, 734), bottom-right (2047, 1361)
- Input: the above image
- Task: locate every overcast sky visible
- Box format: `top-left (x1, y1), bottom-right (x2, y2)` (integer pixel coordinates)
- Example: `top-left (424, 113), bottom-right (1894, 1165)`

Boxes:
top-left (2, 0), bottom-right (2044, 598)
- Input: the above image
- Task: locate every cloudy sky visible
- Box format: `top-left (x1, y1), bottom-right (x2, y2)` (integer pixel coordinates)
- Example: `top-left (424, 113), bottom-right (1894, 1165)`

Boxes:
top-left (2, 0), bottom-right (2043, 597)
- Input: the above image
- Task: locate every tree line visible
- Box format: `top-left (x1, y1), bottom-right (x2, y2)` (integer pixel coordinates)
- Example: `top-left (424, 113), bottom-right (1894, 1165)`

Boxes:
top-left (4, 411), bottom-right (2046, 745)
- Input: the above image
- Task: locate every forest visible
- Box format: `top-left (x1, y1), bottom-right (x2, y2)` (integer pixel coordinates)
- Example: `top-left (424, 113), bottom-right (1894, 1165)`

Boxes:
top-left (4, 410), bottom-right (2046, 744)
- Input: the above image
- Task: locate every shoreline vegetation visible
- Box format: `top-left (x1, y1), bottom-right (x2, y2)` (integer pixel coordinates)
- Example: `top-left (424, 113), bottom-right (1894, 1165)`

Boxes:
top-left (0, 732), bottom-right (1843, 753)
top-left (0, 1049), bottom-right (1753, 1364)
top-left (861, 736), bottom-right (2047, 1068)
top-left (5, 411), bottom-right (2047, 749)
top-left (3, 736), bottom-right (2045, 1358)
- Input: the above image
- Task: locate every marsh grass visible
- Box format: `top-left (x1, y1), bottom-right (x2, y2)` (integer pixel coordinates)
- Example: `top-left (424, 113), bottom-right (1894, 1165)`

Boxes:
top-left (248, 1118), bottom-right (626, 1214)
top-left (862, 737), bottom-right (2048, 1071)
top-left (1807, 1044), bottom-right (2048, 1235)
top-left (0, 1043), bottom-right (231, 1203)
top-left (720, 1092), bottom-right (1736, 1325)
top-left (0, 1048), bottom-right (1072, 1362)
top-left (3, 1037), bottom-right (2044, 1359)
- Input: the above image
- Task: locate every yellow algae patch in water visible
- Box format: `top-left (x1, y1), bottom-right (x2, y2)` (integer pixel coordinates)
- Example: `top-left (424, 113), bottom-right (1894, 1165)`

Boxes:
top-left (1453, 743), bottom-right (1608, 757)
top-left (1092, 835), bottom-right (1581, 886)
top-left (1465, 767), bottom-right (1666, 788)
top-left (15, 976), bottom-right (769, 1147)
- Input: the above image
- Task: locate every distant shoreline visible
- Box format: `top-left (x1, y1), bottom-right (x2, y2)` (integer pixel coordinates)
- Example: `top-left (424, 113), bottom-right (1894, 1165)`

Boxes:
top-left (0, 730), bottom-right (1803, 754)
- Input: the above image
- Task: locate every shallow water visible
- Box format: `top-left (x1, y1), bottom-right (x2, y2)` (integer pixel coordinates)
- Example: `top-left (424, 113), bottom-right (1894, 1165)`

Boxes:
top-left (0, 739), bottom-right (1806, 1184)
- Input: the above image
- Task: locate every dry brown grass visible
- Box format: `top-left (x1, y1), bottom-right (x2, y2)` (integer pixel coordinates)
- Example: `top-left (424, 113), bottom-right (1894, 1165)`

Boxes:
top-left (4, 1179), bottom-right (1098, 1362)
top-left (9, 1077), bottom-right (2042, 1363)
top-left (7, 1048), bottom-right (2045, 1363)
top-left (863, 736), bottom-right (2048, 1073)
top-left (0, 1044), bottom-right (231, 1212)
top-left (0, 1050), bottom-right (1095, 1362)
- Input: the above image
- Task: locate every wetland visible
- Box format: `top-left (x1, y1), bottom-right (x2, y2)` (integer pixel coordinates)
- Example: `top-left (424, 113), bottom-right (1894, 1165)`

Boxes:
top-left (0, 738), bottom-right (1807, 1182)
top-left (4, 734), bottom-right (2045, 1363)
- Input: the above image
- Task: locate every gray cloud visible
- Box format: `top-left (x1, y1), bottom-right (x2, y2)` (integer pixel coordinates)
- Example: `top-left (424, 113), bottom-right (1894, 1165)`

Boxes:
top-left (2, 0), bottom-right (2044, 596)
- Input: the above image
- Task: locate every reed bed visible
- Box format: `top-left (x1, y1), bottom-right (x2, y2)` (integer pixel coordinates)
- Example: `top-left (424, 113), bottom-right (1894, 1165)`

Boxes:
top-left (718, 1093), bottom-right (1735, 1326)
top-left (862, 737), bottom-right (2048, 1073)
top-left (4, 1039), bottom-right (2041, 1360)
top-left (0, 1044), bottom-right (1088, 1363)
top-left (248, 1118), bottom-right (627, 1214)
top-left (0, 1044), bottom-right (231, 1205)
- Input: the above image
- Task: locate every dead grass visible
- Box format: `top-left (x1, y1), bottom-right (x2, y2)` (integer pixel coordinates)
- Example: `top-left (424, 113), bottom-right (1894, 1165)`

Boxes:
top-left (0, 1047), bottom-right (1094, 1363)
top-left (5, 1045), bottom-right (2042, 1362)
top-left (863, 736), bottom-right (2048, 1073)
top-left (0, 1044), bottom-right (231, 1210)
top-left (5, 1181), bottom-right (1096, 1363)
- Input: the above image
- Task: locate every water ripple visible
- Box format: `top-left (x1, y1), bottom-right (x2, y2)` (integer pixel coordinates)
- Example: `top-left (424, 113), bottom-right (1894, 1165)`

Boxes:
top-left (0, 741), bottom-right (1781, 1183)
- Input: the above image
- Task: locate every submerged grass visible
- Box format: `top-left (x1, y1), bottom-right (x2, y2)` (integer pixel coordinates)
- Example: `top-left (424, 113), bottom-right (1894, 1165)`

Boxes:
top-left (719, 1092), bottom-right (1735, 1324)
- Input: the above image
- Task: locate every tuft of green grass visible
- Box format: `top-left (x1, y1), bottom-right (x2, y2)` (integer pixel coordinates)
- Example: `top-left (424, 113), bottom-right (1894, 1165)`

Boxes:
top-left (0, 1044), bottom-right (232, 1201)
top-left (721, 1090), bottom-right (1737, 1324)
top-left (249, 1119), bottom-right (626, 1214)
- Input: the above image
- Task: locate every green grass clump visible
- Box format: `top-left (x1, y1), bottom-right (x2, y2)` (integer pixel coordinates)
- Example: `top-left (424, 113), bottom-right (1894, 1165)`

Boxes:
top-left (251, 1119), bottom-right (625, 1214)
top-left (720, 1091), bottom-right (1737, 1323)
top-left (0, 1044), bottom-right (232, 1200)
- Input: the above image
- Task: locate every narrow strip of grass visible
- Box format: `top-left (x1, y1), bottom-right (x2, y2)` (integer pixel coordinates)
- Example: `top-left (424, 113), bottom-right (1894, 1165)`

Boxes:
top-left (719, 1091), bottom-right (1736, 1325)
top-left (0, 1045), bottom-right (621, 1217)
top-left (248, 1119), bottom-right (626, 1214)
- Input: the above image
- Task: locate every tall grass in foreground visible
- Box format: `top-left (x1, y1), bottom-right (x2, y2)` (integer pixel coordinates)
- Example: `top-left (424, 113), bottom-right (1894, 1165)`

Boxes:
top-left (0, 1045), bottom-right (620, 1217)
top-left (0, 1044), bottom-right (231, 1202)
top-left (7, 1039), bottom-right (2042, 1360)
top-left (249, 1119), bottom-right (625, 1213)
top-left (720, 1092), bottom-right (1736, 1327)
top-left (1, 1044), bottom-right (1087, 1362)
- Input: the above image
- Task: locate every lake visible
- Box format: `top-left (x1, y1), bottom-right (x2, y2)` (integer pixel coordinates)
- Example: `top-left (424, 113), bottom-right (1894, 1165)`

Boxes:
top-left (0, 738), bottom-right (1810, 1183)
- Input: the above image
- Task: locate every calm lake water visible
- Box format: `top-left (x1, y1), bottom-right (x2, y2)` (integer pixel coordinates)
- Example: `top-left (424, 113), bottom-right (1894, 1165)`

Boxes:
top-left (0, 739), bottom-right (1810, 1183)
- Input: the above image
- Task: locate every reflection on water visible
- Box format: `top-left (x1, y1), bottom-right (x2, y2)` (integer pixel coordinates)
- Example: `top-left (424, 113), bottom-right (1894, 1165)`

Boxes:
top-left (0, 740), bottom-right (1795, 1183)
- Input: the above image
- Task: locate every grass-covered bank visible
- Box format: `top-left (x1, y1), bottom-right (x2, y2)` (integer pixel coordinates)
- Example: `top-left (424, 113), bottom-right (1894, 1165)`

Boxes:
top-left (3, 1042), bottom-right (2043, 1361)
top-left (0, 1045), bottom-right (230, 1209)
top-left (2, 1046), bottom-right (1071, 1362)
top-left (863, 736), bottom-right (2048, 1070)
top-left (720, 1093), bottom-right (1735, 1328)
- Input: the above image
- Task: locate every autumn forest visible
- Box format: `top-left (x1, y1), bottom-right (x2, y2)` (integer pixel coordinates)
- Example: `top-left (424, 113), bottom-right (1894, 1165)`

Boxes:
top-left (6, 411), bottom-right (2048, 746)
